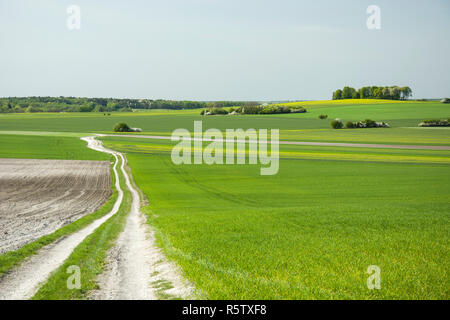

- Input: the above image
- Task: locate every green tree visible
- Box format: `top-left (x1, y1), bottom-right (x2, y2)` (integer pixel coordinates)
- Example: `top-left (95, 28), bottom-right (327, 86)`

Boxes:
top-left (382, 87), bottom-right (391, 99)
top-left (333, 89), bottom-right (342, 100)
top-left (400, 87), bottom-right (412, 100)
top-left (390, 87), bottom-right (400, 100)
top-left (342, 86), bottom-right (353, 99)
top-left (359, 87), bottom-right (370, 99)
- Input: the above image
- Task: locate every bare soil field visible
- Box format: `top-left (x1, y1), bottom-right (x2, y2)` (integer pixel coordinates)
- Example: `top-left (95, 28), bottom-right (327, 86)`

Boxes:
top-left (0, 158), bottom-right (111, 254)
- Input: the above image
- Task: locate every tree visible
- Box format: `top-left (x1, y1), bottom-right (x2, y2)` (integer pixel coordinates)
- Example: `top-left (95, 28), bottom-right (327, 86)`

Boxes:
top-left (113, 123), bottom-right (132, 132)
top-left (390, 87), bottom-right (400, 100)
top-left (26, 105), bottom-right (39, 113)
top-left (373, 87), bottom-right (383, 99)
top-left (333, 89), bottom-right (342, 100)
top-left (359, 87), bottom-right (370, 99)
top-left (382, 87), bottom-right (391, 99)
top-left (342, 86), bottom-right (354, 99)
top-left (400, 87), bottom-right (412, 100)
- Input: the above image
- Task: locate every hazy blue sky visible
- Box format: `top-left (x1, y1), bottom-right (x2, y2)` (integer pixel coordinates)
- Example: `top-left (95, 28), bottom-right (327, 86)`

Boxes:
top-left (1, 0), bottom-right (449, 100)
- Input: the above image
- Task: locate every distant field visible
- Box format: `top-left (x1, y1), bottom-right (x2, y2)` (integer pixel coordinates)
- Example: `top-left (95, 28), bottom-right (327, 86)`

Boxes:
top-left (0, 134), bottom-right (109, 160)
top-left (101, 136), bottom-right (450, 299)
top-left (0, 100), bottom-right (449, 146)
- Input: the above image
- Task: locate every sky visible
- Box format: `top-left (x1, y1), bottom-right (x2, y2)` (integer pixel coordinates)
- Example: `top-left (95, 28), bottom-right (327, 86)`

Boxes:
top-left (1, 0), bottom-right (449, 100)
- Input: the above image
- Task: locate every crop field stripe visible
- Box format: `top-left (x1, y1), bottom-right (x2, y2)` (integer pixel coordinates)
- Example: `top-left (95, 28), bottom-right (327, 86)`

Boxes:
top-left (100, 137), bottom-right (450, 166)
top-left (101, 134), bottom-right (450, 150)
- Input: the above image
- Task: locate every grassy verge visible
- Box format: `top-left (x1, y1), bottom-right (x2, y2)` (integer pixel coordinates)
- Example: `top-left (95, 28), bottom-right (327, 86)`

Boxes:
top-left (0, 163), bottom-right (118, 278)
top-left (32, 157), bottom-right (132, 300)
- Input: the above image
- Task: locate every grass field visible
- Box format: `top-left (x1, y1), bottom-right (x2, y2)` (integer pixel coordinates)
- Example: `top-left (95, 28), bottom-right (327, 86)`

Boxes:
top-left (100, 136), bottom-right (450, 299)
top-left (0, 134), bottom-right (109, 160)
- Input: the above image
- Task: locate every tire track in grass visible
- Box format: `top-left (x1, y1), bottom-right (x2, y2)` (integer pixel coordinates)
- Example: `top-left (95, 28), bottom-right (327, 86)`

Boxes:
top-left (0, 137), bottom-right (124, 300)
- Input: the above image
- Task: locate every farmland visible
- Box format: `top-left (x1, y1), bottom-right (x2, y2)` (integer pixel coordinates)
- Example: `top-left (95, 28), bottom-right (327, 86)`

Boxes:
top-left (0, 99), bottom-right (449, 299)
top-left (0, 158), bottom-right (111, 253)
top-left (100, 135), bottom-right (450, 299)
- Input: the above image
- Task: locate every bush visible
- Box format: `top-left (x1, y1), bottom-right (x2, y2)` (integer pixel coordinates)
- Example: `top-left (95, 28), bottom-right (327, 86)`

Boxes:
top-left (345, 121), bottom-right (355, 128)
top-left (291, 107), bottom-right (306, 113)
top-left (362, 119), bottom-right (377, 128)
top-left (440, 98), bottom-right (450, 103)
top-left (330, 119), bottom-right (343, 129)
top-left (319, 114), bottom-right (328, 119)
top-left (202, 108), bottom-right (229, 115)
top-left (242, 105), bottom-right (263, 114)
top-left (113, 123), bottom-right (132, 132)
top-left (346, 119), bottom-right (390, 128)
top-left (419, 119), bottom-right (449, 127)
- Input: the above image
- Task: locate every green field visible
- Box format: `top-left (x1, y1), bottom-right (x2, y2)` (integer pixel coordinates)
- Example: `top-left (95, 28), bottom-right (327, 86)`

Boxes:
top-left (100, 136), bottom-right (450, 299)
top-left (1, 99), bottom-right (449, 299)
top-left (0, 134), bottom-right (109, 160)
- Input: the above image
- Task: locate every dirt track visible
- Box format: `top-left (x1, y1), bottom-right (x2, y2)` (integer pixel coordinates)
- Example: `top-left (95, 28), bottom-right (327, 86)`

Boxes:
top-left (89, 139), bottom-right (193, 300)
top-left (0, 159), bottom-right (111, 254)
top-left (0, 136), bottom-right (193, 300)
top-left (0, 141), bottom-right (123, 300)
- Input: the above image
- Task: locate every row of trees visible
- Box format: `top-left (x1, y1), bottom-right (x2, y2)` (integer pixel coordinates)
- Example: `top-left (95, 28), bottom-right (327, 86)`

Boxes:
top-left (332, 86), bottom-right (412, 100)
top-left (0, 97), bottom-right (260, 113)
top-left (202, 104), bottom-right (306, 115)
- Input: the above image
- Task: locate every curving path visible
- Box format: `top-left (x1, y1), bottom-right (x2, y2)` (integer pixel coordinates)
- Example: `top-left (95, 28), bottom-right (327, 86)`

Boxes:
top-left (89, 137), bottom-right (193, 300)
top-left (0, 137), bottom-right (123, 300)
top-left (0, 136), bottom-right (192, 300)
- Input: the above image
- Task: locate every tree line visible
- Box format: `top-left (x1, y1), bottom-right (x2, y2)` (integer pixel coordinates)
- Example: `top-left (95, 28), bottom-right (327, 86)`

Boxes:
top-left (332, 86), bottom-right (412, 100)
top-left (0, 97), bottom-right (260, 113)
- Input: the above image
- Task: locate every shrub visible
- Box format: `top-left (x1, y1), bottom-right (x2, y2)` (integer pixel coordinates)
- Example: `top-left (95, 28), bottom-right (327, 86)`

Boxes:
top-left (113, 123), bottom-right (132, 132)
top-left (345, 121), bottom-right (355, 128)
top-left (319, 114), bottom-right (328, 119)
top-left (346, 119), bottom-right (389, 128)
top-left (419, 119), bottom-right (449, 127)
top-left (441, 98), bottom-right (450, 103)
top-left (291, 107), bottom-right (306, 113)
top-left (203, 107), bottom-right (229, 115)
top-left (330, 119), bottom-right (343, 129)
top-left (259, 105), bottom-right (278, 114)
top-left (362, 119), bottom-right (377, 128)
top-left (242, 105), bottom-right (263, 114)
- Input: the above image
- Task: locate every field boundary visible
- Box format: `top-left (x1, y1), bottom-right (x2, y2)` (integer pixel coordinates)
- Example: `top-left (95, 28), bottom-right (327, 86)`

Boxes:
top-left (101, 134), bottom-right (450, 151)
